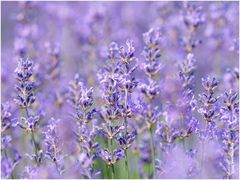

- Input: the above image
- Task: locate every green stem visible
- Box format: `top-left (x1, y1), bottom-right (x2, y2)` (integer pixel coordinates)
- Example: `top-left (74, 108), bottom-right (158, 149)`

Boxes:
top-left (31, 130), bottom-right (39, 165)
top-left (25, 108), bottom-right (39, 166)
top-left (229, 112), bottom-right (234, 178)
top-left (201, 121), bottom-right (208, 172)
top-left (124, 149), bottom-right (129, 179)
top-left (148, 163), bottom-right (151, 179)
top-left (124, 89), bottom-right (129, 179)
top-left (182, 139), bottom-right (186, 151)
top-left (109, 138), bottom-right (115, 179)
top-left (230, 142), bottom-right (234, 178)
top-left (150, 126), bottom-right (156, 178)
top-left (111, 164), bottom-right (115, 179)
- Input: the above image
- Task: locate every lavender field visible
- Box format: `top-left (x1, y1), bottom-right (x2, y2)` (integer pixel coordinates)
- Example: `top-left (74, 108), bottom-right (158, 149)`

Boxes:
top-left (1, 1), bottom-right (239, 179)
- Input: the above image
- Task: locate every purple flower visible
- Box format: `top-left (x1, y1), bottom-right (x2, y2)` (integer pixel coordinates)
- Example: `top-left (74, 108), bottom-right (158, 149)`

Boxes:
top-left (198, 77), bottom-right (219, 123)
top-left (218, 90), bottom-right (239, 178)
top-left (42, 118), bottom-right (65, 174)
top-left (16, 115), bottom-right (40, 131)
top-left (119, 39), bottom-right (135, 64)
top-left (100, 124), bottom-right (125, 140)
top-left (139, 80), bottom-right (160, 101)
top-left (14, 58), bottom-right (36, 108)
top-left (178, 53), bottom-right (196, 89)
top-left (99, 148), bottom-right (124, 165)
top-left (68, 74), bottom-right (95, 117)
top-left (116, 129), bottom-right (137, 150)
top-left (67, 73), bottom-right (84, 109)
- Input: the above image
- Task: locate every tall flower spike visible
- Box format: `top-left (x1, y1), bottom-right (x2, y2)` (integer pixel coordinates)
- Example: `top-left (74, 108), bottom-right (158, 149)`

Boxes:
top-left (139, 28), bottom-right (163, 178)
top-left (14, 58), bottom-right (36, 108)
top-left (67, 73), bottom-right (83, 110)
top-left (219, 90), bottom-right (239, 179)
top-left (199, 77), bottom-right (219, 118)
top-left (179, 53), bottom-right (196, 89)
top-left (118, 39), bottom-right (138, 178)
top-left (14, 57), bottom-right (41, 166)
top-left (68, 74), bottom-right (96, 126)
top-left (142, 28), bottom-right (162, 62)
top-left (42, 118), bottom-right (64, 174)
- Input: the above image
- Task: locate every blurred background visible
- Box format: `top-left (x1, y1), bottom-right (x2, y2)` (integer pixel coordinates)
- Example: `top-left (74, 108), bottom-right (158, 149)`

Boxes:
top-left (2, 1), bottom-right (239, 99)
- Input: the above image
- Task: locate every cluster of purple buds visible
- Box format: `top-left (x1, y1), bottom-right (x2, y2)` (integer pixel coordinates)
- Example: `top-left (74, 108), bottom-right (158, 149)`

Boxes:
top-left (74, 123), bottom-right (100, 178)
top-left (100, 148), bottom-right (124, 166)
top-left (116, 129), bottom-right (137, 150)
top-left (179, 53), bottom-right (196, 90)
top-left (42, 118), bottom-right (64, 174)
top-left (198, 77), bottom-right (219, 140)
top-left (68, 74), bottom-right (96, 124)
top-left (14, 58), bottom-right (36, 108)
top-left (13, 115), bottom-right (40, 132)
top-left (156, 115), bottom-right (180, 145)
top-left (141, 28), bottom-right (162, 79)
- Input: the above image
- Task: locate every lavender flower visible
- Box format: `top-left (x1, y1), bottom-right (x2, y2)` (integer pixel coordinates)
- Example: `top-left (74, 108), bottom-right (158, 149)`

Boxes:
top-left (68, 74), bottom-right (96, 125)
top-left (14, 57), bottom-right (42, 167)
top-left (218, 90), bottom-right (239, 179)
top-left (139, 28), bottom-right (163, 178)
top-left (198, 77), bottom-right (219, 124)
top-left (42, 118), bottom-right (64, 174)
top-left (179, 53), bottom-right (196, 90)
top-left (14, 58), bottom-right (36, 109)
top-left (99, 148), bottom-right (124, 166)
top-left (116, 129), bottom-right (137, 150)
